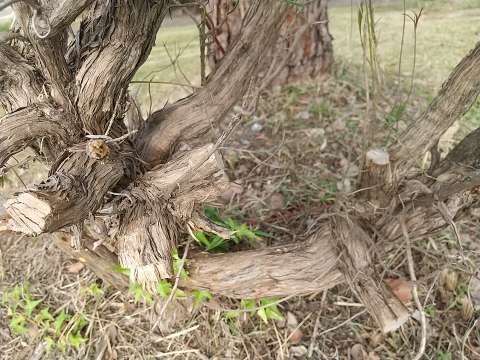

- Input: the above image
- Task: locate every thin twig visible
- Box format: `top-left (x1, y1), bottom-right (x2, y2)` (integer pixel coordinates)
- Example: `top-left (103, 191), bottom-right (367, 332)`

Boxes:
top-left (400, 216), bottom-right (426, 360)
top-left (397, 0), bottom-right (407, 90)
top-left (462, 317), bottom-right (480, 360)
top-left (317, 309), bottom-right (367, 337)
top-left (308, 290), bottom-right (328, 357)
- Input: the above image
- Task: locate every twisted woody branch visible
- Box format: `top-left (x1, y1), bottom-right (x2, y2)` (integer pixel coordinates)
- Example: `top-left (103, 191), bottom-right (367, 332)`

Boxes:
top-left (1, 0), bottom-right (480, 335)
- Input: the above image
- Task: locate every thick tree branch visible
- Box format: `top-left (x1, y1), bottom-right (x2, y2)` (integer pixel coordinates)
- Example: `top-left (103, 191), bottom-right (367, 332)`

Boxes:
top-left (49, 0), bottom-right (95, 33)
top-left (0, 43), bottom-right (42, 112)
top-left (117, 144), bottom-right (230, 290)
top-left (138, 0), bottom-right (287, 166)
top-left (0, 104), bottom-right (74, 168)
top-left (11, 2), bottom-right (72, 106)
top-left (390, 41), bottom-right (480, 177)
top-left (74, 0), bottom-right (169, 134)
top-left (5, 145), bottom-right (129, 235)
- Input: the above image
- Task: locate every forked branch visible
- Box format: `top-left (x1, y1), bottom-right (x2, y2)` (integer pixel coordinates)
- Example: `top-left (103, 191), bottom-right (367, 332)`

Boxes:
top-left (138, 0), bottom-right (287, 166)
top-left (390, 41), bottom-right (480, 177)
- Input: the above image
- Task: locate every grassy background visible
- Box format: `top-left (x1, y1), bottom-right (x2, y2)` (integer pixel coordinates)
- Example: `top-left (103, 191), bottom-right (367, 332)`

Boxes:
top-left (2, 1), bottom-right (478, 114)
top-left (329, 4), bottom-right (480, 92)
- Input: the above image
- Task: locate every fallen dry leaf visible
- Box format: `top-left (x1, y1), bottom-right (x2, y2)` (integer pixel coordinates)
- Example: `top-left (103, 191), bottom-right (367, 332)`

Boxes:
top-left (66, 261), bottom-right (85, 273)
top-left (384, 278), bottom-right (413, 305)
top-left (288, 328), bottom-right (304, 345)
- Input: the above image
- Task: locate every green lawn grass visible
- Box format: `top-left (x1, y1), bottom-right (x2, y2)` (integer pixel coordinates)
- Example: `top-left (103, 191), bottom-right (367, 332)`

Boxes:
top-left (131, 24), bottom-right (200, 115)
top-left (329, 5), bottom-right (480, 93)
top-left (0, 19), bottom-right (10, 32)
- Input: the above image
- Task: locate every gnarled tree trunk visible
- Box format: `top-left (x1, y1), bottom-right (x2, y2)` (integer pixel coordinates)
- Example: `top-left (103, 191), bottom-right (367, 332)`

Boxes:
top-left (1, 0), bottom-right (480, 337)
top-left (206, 0), bottom-right (333, 84)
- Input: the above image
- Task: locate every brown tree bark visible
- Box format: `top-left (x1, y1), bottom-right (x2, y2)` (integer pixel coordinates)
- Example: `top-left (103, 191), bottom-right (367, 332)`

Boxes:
top-left (206, 0), bottom-right (333, 84)
top-left (1, 0), bottom-right (480, 336)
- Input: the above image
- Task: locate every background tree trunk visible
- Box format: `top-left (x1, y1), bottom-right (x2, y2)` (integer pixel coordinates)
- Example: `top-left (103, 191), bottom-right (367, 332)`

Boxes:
top-left (206, 0), bottom-right (333, 84)
top-left (2, 0), bottom-right (480, 337)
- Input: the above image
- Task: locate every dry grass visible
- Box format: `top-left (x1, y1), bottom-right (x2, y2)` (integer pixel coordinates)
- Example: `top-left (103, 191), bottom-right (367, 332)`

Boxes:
top-left (2, 2), bottom-right (480, 360)
top-left (2, 69), bottom-right (480, 359)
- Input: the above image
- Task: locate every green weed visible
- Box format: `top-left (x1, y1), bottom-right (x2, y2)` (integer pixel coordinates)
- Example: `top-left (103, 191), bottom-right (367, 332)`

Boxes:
top-left (385, 103), bottom-right (406, 129)
top-left (318, 180), bottom-right (337, 204)
top-left (436, 351), bottom-right (452, 360)
top-left (1, 282), bottom-right (94, 354)
top-left (224, 297), bottom-right (284, 324)
top-left (309, 101), bottom-right (333, 118)
top-left (192, 207), bottom-right (268, 252)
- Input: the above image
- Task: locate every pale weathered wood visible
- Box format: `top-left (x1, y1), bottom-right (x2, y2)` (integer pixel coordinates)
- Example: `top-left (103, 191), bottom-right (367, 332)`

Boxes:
top-left (49, 0), bottom-right (95, 33)
top-left (329, 215), bottom-right (409, 333)
top-left (74, 0), bottom-right (169, 134)
top-left (11, 1), bottom-right (72, 106)
top-left (117, 144), bottom-right (230, 290)
top-left (360, 148), bottom-right (393, 206)
top-left (6, 149), bottom-right (126, 235)
top-left (0, 43), bottom-right (43, 112)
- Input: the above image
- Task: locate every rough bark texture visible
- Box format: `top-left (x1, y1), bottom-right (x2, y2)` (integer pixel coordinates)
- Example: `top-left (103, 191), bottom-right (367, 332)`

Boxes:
top-left (390, 41), bottom-right (480, 179)
top-left (206, 0), bottom-right (333, 84)
top-left (2, 0), bottom-right (480, 335)
top-left (137, 0), bottom-right (288, 166)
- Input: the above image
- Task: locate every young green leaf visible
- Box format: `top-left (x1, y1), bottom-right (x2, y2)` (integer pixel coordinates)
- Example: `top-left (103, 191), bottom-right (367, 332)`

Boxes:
top-left (224, 310), bottom-right (240, 319)
top-left (193, 289), bottom-right (213, 306)
top-left (204, 207), bottom-right (225, 225)
top-left (206, 235), bottom-right (227, 251)
top-left (172, 250), bottom-right (189, 280)
top-left (257, 308), bottom-right (268, 324)
top-left (54, 310), bottom-right (71, 336)
top-left (193, 231), bottom-right (210, 248)
top-left (57, 338), bottom-right (67, 353)
top-left (24, 298), bottom-right (42, 317)
top-left (175, 288), bottom-right (187, 298)
top-left (35, 307), bottom-right (54, 324)
top-left (72, 314), bottom-right (89, 333)
top-left (85, 283), bottom-right (104, 298)
top-left (129, 283), bottom-right (153, 305)
top-left (240, 299), bottom-right (256, 311)
top-left (156, 280), bottom-right (172, 299)
top-left (112, 264), bottom-right (130, 275)
top-left (9, 313), bottom-right (27, 335)
top-left (44, 336), bottom-right (55, 353)
top-left (68, 333), bottom-right (87, 350)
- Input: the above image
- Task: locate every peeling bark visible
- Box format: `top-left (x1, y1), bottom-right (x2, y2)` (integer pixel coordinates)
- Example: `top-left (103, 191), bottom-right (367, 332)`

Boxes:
top-left (1, 0), bottom-right (480, 336)
top-left (0, 43), bottom-right (43, 112)
top-left (0, 103), bottom-right (74, 167)
top-left (117, 144), bottom-right (230, 290)
top-left (6, 147), bottom-right (129, 235)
